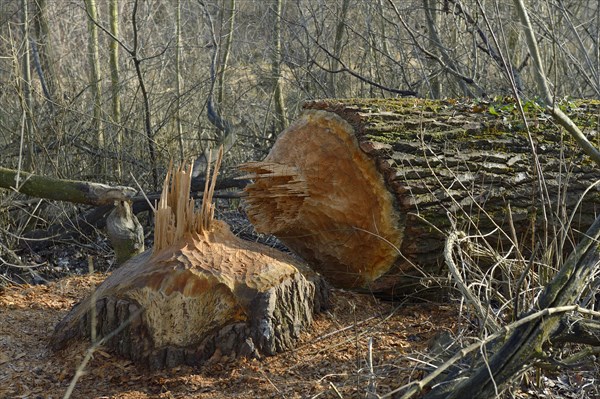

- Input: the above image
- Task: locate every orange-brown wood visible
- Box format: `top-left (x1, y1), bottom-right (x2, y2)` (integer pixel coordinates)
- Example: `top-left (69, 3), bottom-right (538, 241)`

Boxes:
top-left (52, 148), bottom-right (328, 368)
top-left (241, 110), bottom-right (403, 289)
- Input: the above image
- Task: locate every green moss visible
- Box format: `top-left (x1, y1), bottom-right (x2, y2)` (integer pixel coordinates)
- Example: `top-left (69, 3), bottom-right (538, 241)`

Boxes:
top-left (315, 97), bottom-right (598, 152)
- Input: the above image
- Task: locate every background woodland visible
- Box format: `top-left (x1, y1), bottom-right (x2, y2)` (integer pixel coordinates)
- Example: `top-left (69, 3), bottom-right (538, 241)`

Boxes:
top-left (1, 0), bottom-right (599, 189)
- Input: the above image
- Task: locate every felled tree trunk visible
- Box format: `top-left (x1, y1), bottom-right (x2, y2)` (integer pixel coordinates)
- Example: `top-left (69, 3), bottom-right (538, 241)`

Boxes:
top-left (0, 166), bottom-right (136, 205)
top-left (241, 98), bottom-right (600, 296)
top-left (51, 148), bottom-right (329, 368)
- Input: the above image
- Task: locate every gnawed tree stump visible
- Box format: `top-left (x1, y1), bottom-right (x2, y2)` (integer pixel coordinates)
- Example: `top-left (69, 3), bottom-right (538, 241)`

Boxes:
top-left (51, 149), bottom-right (329, 368)
top-left (241, 98), bottom-right (600, 296)
top-left (106, 201), bottom-right (145, 265)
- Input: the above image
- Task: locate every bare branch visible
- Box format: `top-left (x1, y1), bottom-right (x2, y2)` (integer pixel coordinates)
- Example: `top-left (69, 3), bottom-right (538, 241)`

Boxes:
top-left (513, 0), bottom-right (600, 166)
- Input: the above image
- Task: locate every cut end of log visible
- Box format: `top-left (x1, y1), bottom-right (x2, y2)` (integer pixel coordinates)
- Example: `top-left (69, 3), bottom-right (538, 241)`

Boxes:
top-left (238, 162), bottom-right (309, 233)
top-left (51, 146), bottom-right (329, 368)
top-left (240, 110), bottom-right (403, 289)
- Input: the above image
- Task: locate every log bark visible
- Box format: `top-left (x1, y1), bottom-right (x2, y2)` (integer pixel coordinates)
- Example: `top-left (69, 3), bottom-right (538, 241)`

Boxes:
top-left (0, 167), bottom-right (136, 205)
top-left (51, 151), bottom-right (329, 368)
top-left (554, 315), bottom-right (600, 346)
top-left (106, 201), bottom-right (144, 265)
top-left (241, 98), bottom-right (600, 296)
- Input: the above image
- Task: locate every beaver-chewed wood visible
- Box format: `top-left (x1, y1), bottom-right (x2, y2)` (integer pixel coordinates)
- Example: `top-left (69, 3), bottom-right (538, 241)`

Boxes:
top-left (106, 201), bottom-right (145, 265)
top-left (240, 98), bottom-right (600, 296)
top-left (51, 148), bottom-right (329, 368)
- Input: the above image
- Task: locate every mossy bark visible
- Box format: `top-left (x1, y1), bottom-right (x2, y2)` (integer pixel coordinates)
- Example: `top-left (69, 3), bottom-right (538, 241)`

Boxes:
top-left (0, 167), bottom-right (136, 205)
top-left (243, 98), bottom-right (600, 296)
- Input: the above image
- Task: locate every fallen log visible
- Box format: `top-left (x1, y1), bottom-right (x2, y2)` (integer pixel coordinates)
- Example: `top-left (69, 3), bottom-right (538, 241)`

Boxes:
top-left (0, 167), bottom-right (142, 263)
top-left (51, 148), bottom-right (329, 368)
top-left (18, 180), bottom-right (243, 252)
top-left (241, 98), bottom-right (600, 296)
top-left (0, 166), bottom-right (136, 205)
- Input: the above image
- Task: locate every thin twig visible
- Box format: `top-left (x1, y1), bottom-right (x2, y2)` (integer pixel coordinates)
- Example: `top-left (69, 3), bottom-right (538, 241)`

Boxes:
top-left (329, 381), bottom-right (344, 399)
top-left (129, 172), bottom-right (155, 213)
top-left (445, 231), bottom-right (501, 332)
top-left (512, 0), bottom-right (600, 165)
top-left (366, 337), bottom-right (378, 398)
top-left (63, 307), bottom-right (144, 399)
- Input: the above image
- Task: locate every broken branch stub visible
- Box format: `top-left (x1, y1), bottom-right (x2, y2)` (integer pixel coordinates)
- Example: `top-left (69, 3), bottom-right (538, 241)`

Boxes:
top-left (106, 201), bottom-right (145, 266)
top-left (51, 148), bottom-right (329, 368)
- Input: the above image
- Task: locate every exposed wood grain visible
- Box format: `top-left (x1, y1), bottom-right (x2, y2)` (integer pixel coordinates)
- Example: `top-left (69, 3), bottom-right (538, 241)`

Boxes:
top-left (52, 150), bottom-right (329, 368)
top-left (242, 98), bottom-right (600, 296)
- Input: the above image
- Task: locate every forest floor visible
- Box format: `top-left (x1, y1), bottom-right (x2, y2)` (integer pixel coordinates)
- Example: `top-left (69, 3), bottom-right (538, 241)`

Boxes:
top-left (1, 273), bottom-right (461, 399)
top-left (0, 210), bottom-right (598, 398)
top-left (5, 275), bottom-right (597, 399)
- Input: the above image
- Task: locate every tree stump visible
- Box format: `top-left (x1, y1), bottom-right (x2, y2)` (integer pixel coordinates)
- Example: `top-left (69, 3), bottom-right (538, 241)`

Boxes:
top-left (106, 201), bottom-right (145, 265)
top-left (240, 98), bottom-right (600, 296)
top-left (51, 149), bottom-right (329, 368)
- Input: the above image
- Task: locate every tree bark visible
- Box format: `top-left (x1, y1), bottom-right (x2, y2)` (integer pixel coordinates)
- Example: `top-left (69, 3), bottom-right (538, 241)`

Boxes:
top-left (32, 0), bottom-right (59, 105)
top-left (51, 154), bottom-right (329, 368)
top-left (270, 0), bottom-right (287, 133)
top-left (328, 0), bottom-right (350, 97)
top-left (175, 0), bottom-right (184, 163)
top-left (109, 0), bottom-right (123, 179)
top-left (20, 0), bottom-right (34, 170)
top-left (554, 315), bottom-right (600, 346)
top-left (84, 0), bottom-right (105, 176)
top-left (423, 0), bottom-right (442, 98)
top-left (106, 201), bottom-right (144, 265)
top-left (0, 167), bottom-right (136, 206)
top-left (217, 0), bottom-right (236, 106)
top-left (241, 98), bottom-right (600, 296)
